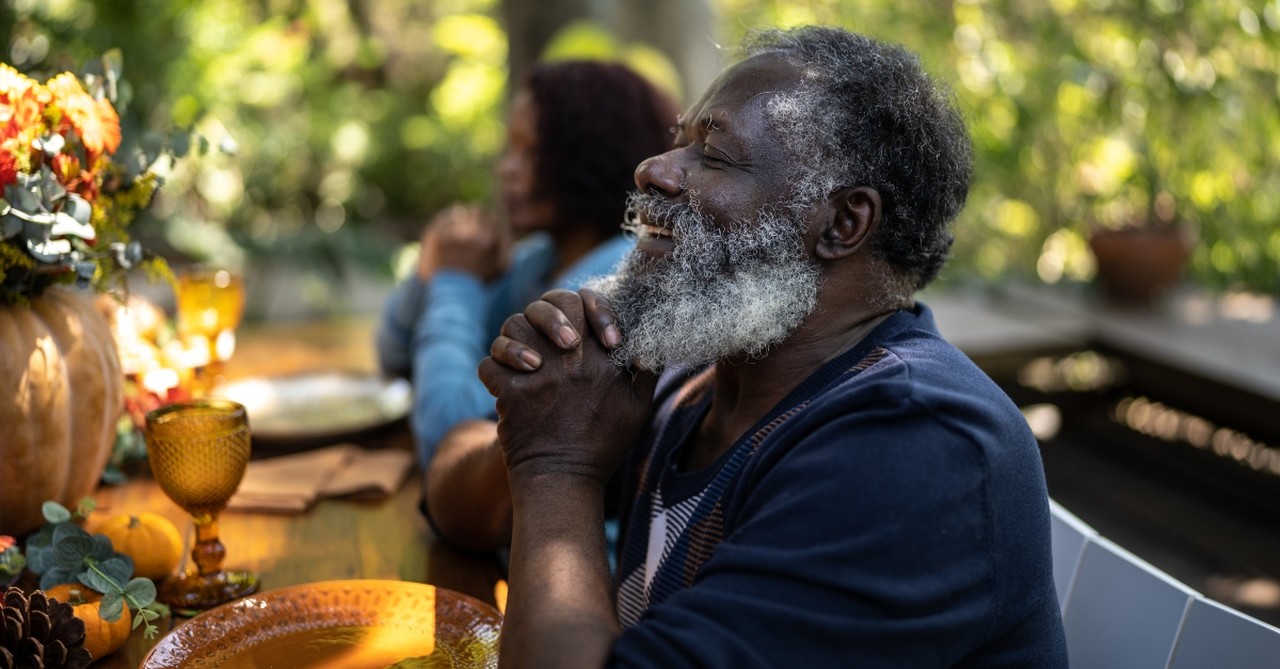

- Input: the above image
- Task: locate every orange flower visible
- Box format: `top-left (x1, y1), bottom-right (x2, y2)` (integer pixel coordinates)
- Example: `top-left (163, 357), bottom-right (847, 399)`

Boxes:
top-left (0, 64), bottom-right (49, 131)
top-left (45, 72), bottom-right (121, 159)
top-left (50, 151), bottom-right (99, 199)
top-left (0, 536), bottom-right (14, 551)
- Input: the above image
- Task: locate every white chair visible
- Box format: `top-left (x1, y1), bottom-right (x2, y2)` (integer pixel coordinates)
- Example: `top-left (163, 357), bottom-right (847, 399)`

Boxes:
top-left (1167, 595), bottom-right (1280, 668)
top-left (1048, 498), bottom-right (1096, 613)
top-left (1062, 535), bottom-right (1196, 669)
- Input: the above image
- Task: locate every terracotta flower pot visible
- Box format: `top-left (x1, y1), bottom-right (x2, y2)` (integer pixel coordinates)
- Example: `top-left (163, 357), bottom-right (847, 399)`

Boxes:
top-left (1088, 226), bottom-right (1192, 307)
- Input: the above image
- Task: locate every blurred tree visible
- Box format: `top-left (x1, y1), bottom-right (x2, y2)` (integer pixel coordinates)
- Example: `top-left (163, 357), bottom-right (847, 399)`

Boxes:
top-left (4, 0), bottom-right (1277, 305)
top-left (501, 0), bottom-right (589, 101)
top-left (3, 0), bottom-right (509, 317)
top-left (713, 0), bottom-right (1280, 296)
top-left (502, 0), bottom-right (714, 104)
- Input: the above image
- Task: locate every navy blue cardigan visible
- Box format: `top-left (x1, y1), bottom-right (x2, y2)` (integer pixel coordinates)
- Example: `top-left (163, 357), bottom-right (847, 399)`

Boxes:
top-left (608, 303), bottom-right (1068, 668)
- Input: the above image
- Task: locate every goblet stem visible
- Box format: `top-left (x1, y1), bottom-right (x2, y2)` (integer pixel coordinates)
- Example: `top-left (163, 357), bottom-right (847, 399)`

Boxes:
top-left (191, 516), bottom-right (227, 577)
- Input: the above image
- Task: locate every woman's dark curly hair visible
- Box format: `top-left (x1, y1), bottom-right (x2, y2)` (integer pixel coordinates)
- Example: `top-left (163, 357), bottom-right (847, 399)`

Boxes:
top-left (744, 27), bottom-right (973, 297)
top-left (525, 61), bottom-right (679, 241)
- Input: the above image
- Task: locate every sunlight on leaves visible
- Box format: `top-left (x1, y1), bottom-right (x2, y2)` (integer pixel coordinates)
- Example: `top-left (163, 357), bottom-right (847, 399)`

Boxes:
top-left (430, 60), bottom-right (505, 129)
top-left (541, 21), bottom-right (619, 61)
top-left (431, 14), bottom-right (506, 62)
top-left (994, 200), bottom-right (1040, 238)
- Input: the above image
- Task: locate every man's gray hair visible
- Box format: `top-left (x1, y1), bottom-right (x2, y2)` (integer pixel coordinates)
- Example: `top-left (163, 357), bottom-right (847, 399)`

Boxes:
top-left (744, 26), bottom-right (973, 297)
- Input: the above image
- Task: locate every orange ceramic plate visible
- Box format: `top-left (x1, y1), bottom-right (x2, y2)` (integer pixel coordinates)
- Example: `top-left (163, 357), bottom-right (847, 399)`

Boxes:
top-left (140, 580), bottom-right (501, 669)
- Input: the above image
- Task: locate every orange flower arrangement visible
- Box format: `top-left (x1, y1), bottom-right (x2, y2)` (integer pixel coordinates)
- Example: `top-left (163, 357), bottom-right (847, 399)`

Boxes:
top-left (0, 54), bottom-right (169, 303)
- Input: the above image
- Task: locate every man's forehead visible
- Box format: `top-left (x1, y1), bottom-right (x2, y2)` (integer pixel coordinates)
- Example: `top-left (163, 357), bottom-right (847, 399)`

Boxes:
top-left (686, 53), bottom-right (802, 125)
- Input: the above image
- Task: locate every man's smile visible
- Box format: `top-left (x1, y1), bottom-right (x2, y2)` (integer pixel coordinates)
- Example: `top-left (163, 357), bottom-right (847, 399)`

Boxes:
top-left (632, 209), bottom-right (677, 256)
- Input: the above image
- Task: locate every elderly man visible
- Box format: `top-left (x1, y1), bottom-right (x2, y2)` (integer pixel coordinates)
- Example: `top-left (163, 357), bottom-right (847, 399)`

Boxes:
top-left (426, 25), bottom-right (1068, 668)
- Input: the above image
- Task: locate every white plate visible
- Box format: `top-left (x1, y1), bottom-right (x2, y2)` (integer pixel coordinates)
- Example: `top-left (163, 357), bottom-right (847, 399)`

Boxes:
top-left (212, 372), bottom-right (412, 445)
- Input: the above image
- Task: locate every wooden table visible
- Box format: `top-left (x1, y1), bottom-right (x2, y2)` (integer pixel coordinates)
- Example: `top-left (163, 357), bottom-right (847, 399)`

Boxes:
top-left (89, 316), bottom-right (506, 667)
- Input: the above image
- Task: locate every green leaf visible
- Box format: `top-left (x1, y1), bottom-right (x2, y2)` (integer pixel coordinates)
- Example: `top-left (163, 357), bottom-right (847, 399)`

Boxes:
top-left (90, 535), bottom-right (115, 561)
top-left (171, 132), bottom-right (190, 158)
top-left (123, 578), bottom-right (156, 606)
top-left (42, 501), bottom-right (71, 524)
top-left (51, 522), bottom-right (89, 547)
top-left (79, 568), bottom-right (114, 594)
top-left (77, 498), bottom-right (97, 517)
top-left (27, 544), bottom-right (55, 574)
top-left (97, 557), bottom-right (133, 583)
top-left (52, 535), bottom-right (94, 570)
top-left (100, 591), bottom-right (125, 621)
top-left (102, 48), bottom-right (124, 82)
top-left (38, 569), bottom-right (74, 590)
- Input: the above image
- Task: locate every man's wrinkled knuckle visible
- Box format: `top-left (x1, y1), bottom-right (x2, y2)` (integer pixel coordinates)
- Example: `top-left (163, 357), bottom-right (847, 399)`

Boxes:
top-left (500, 313), bottom-right (529, 337)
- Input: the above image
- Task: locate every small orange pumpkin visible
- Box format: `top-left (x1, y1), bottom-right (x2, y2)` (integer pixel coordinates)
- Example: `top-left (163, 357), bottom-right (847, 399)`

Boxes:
top-left (94, 512), bottom-right (184, 580)
top-left (43, 583), bottom-right (133, 659)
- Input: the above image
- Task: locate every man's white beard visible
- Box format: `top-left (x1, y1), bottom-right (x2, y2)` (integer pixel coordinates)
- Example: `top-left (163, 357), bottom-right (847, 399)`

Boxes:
top-left (588, 192), bottom-right (821, 372)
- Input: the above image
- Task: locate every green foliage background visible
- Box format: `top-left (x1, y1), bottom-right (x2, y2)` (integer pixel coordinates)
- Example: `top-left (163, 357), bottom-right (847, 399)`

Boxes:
top-left (4, 0), bottom-right (1278, 298)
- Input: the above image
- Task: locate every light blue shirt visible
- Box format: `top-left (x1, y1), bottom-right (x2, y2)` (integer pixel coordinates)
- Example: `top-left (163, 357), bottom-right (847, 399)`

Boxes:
top-left (377, 232), bottom-right (634, 465)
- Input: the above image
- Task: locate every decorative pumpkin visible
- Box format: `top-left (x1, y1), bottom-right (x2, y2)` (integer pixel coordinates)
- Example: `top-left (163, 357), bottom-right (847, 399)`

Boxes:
top-left (0, 287), bottom-right (124, 537)
top-left (93, 513), bottom-right (184, 580)
top-left (41, 584), bottom-right (132, 660)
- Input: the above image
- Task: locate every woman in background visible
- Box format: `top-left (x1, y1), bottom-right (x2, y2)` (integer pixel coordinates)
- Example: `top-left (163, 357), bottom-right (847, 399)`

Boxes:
top-left (377, 60), bottom-right (678, 466)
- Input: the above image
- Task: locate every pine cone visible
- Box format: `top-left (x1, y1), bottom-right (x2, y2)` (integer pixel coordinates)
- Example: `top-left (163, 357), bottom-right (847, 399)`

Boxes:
top-left (0, 587), bottom-right (91, 669)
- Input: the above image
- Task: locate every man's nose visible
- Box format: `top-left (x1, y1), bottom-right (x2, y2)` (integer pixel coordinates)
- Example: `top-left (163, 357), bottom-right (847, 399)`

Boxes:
top-left (634, 151), bottom-right (685, 198)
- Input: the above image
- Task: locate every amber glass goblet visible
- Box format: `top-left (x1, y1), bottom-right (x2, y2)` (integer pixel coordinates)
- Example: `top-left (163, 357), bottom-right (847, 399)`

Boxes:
top-left (176, 267), bottom-right (245, 393)
top-left (145, 399), bottom-right (259, 612)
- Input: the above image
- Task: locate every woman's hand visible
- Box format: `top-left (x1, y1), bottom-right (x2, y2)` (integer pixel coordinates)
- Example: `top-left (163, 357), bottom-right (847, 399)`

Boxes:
top-left (417, 204), bottom-right (510, 282)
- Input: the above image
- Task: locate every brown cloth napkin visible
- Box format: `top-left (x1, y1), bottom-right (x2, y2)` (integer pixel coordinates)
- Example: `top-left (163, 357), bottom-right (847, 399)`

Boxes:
top-left (228, 444), bottom-right (414, 513)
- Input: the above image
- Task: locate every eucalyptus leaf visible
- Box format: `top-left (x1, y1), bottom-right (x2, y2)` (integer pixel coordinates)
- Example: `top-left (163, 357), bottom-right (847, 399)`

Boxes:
top-left (1, 215), bottom-right (20, 239)
top-left (74, 262), bottom-right (95, 287)
top-left (41, 501), bottom-right (72, 524)
top-left (28, 527), bottom-right (52, 547)
top-left (171, 132), bottom-right (190, 158)
top-left (39, 569), bottom-right (75, 591)
top-left (103, 49), bottom-right (124, 85)
top-left (11, 184), bottom-right (41, 213)
top-left (50, 211), bottom-right (95, 239)
top-left (79, 567), bottom-right (114, 594)
top-left (52, 535), bottom-right (95, 570)
top-left (116, 78), bottom-right (133, 115)
top-left (101, 468), bottom-right (127, 486)
top-left (100, 591), bottom-right (125, 622)
top-left (90, 535), bottom-right (115, 561)
top-left (123, 578), bottom-right (156, 605)
top-left (61, 197), bottom-right (92, 226)
top-left (116, 552), bottom-right (136, 575)
top-left (97, 556), bottom-right (133, 584)
top-left (51, 522), bottom-right (90, 546)
top-left (27, 547), bottom-right (53, 574)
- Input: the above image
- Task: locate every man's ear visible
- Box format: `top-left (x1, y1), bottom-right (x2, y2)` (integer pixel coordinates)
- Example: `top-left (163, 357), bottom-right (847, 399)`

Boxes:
top-left (815, 186), bottom-right (881, 261)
